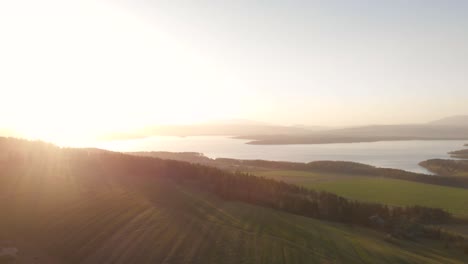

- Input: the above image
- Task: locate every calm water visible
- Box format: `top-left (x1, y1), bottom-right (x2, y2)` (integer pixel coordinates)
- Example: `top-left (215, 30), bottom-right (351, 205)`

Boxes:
top-left (97, 137), bottom-right (468, 174)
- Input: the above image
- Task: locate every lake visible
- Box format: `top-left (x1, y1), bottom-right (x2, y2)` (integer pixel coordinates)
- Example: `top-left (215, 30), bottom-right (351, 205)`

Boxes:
top-left (97, 137), bottom-right (467, 174)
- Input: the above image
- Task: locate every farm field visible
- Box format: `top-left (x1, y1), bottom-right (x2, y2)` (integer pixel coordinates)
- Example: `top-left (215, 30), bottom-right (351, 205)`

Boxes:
top-left (255, 170), bottom-right (468, 217)
top-left (0, 142), bottom-right (467, 263)
top-left (2, 175), bottom-right (468, 264)
top-left (254, 170), bottom-right (360, 183)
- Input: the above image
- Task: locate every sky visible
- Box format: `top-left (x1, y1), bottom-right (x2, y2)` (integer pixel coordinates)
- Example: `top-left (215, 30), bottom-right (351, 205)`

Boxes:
top-left (1, 0), bottom-right (468, 142)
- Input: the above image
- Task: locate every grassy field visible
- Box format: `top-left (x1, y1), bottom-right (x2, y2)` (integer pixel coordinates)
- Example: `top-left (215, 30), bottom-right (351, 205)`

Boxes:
top-left (2, 172), bottom-right (468, 264)
top-left (254, 170), bottom-right (357, 183)
top-left (255, 170), bottom-right (468, 217)
top-left (1, 145), bottom-right (468, 263)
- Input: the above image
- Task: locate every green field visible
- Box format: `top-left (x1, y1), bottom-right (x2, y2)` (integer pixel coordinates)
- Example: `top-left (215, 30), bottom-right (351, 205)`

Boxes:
top-left (254, 170), bottom-right (356, 183)
top-left (2, 171), bottom-right (467, 264)
top-left (255, 170), bottom-right (468, 217)
top-left (1, 141), bottom-right (468, 263)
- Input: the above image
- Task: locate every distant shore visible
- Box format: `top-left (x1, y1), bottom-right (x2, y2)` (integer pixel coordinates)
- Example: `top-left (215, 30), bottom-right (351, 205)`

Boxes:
top-left (236, 135), bottom-right (468, 145)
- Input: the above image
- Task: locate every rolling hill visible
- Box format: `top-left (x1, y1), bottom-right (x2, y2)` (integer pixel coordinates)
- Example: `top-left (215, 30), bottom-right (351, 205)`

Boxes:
top-left (97, 116), bottom-right (468, 144)
top-left (428, 115), bottom-right (468, 126)
top-left (240, 125), bottom-right (468, 145)
top-left (254, 170), bottom-right (468, 217)
top-left (1, 138), bottom-right (467, 263)
top-left (100, 120), bottom-right (318, 141)
top-left (234, 116), bottom-right (468, 144)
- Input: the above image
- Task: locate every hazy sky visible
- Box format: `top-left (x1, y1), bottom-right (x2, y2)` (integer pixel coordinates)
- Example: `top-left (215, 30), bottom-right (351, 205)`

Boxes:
top-left (1, 0), bottom-right (468, 140)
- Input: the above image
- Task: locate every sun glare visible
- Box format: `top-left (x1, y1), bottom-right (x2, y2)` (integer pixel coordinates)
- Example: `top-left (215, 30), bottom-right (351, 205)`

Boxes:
top-left (1, 0), bottom-right (241, 146)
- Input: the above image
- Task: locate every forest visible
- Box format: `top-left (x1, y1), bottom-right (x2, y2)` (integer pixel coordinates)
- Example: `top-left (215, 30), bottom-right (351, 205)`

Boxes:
top-left (1, 137), bottom-right (462, 244)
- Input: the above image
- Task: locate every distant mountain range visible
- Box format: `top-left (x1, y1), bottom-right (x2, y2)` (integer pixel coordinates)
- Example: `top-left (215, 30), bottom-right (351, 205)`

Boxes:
top-left (427, 115), bottom-right (468, 126)
top-left (101, 120), bottom-right (328, 140)
top-left (240, 116), bottom-right (468, 144)
top-left (100, 115), bottom-right (468, 144)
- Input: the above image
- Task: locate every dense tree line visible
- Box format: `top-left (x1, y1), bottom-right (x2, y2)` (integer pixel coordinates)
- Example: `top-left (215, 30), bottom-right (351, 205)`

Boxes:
top-left (131, 149), bottom-right (468, 188)
top-left (0, 137), bottom-right (463, 243)
top-left (420, 159), bottom-right (468, 177)
top-left (216, 159), bottom-right (468, 188)
top-left (166, 162), bottom-right (451, 225)
top-left (450, 149), bottom-right (468, 159)
top-left (160, 162), bottom-right (465, 244)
